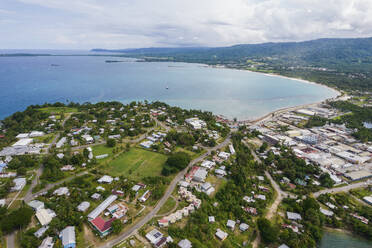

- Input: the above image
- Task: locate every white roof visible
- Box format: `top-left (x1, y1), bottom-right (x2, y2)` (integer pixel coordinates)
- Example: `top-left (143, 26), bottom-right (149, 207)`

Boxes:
top-left (132, 185), bottom-right (141, 192)
top-left (87, 195), bottom-right (117, 220)
top-left (178, 239), bottom-right (192, 248)
top-left (12, 138), bottom-right (33, 147)
top-left (98, 175), bottom-right (113, 183)
top-left (227, 219), bottom-right (236, 228)
top-left (39, 236), bottom-right (54, 248)
top-left (239, 223), bottom-right (249, 231)
top-left (77, 201), bottom-right (90, 212)
top-left (16, 133), bottom-right (29, 139)
top-left (287, 211), bottom-right (302, 220)
top-left (28, 200), bottom-right (45, 210)
top-left (36, 209), bottom-right (54, 226)
top-left (145, 229), bottom-right (163, 244)
top-left (215, 229), bottom-right (228, 240)
top-left (60, 226), bottom-right (75, 246)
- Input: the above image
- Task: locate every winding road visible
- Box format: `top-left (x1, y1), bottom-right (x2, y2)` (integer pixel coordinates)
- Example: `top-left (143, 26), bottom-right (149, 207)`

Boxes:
top-left (98, 133), bottom-right (232, 248)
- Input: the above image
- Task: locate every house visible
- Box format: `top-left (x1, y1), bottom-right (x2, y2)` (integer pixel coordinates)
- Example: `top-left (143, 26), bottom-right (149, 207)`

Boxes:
top-left (185, 118), bottom-right (206, 130)
top-left (201, 160), bottom-right (215, 170)
top-left (36, 209), bottom-right (56, 226)
top-left (145, 229), bottom-right (168, 247)
top-left (178, 239), bottom-right (192, 248)
top-left (88, 195), bottom-right (118, 220)
top-left (287, 211), bottom-right (302, 221)
top-left (61, 165), bottom-right (75, 171)
top-left (255, 194), bottom-right (266, 201)
top-left (77, 201), bottom-right (90, 212)
top-left (140, 140), bottom-right (154, 149)
top-left (209, 216), bottom-right (215, 223)
top-left (56, 153), bottom-right (64, 159)
top-left (53, 187), bottom-right (69, 196)
top-left (11, 177), bottom-right (26, 191)
top-left (0, 199), bottom-right (5, 207)
top-left (60, 226), bottom-right (76, 248)
top-left (239, 223), bottom-right (249, 232)
top-left (215, 229), bottom-right (228, 241)
top-left (229, 144), bottom-right (236, 155)
top-left (158, 218), bottom-right (169, 227)
top-left (91, 193), bottom-right (101, 200)
top-left (89, 217), bottom-right (115, 237)
top-left (98, 175), bottom-right (113, 184)
top-left (39, 236), bottom-right (54, 248)
top-left (34, 226), bottom-right (49, 238)
top-left (363, 196), bottom-right (372, 205)
top-left (193, 168), bottom-right (208, 182)
top-left (218, 152), bottom-right (230, 160)
top-left (226, 219), bottom-right (236, 230)
top-left (28, 200), bottom-right (45, 211)
top-left (201, 182), bottom-right (215, 195)
top-left (56, 137), bottom-right (67, 148)
top-left (139, 190), bottom-right (151, 202)
top-left (320, 208), bottom-right (334, 217)
top-left (82, 135), bottom-right (94, 143)
top-left (278, 244), bottom-right (290, 248)
top-left (131, 184), bottom-right (141, 192)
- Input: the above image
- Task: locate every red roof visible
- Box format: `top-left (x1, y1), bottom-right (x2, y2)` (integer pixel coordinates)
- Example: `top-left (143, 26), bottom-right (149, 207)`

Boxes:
top-left (90, 217), bottom-right (115, 232)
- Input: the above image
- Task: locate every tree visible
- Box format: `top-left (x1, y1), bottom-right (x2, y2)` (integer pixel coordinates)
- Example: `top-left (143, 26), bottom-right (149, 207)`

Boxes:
top-left (162, 152), bottom-right (191, 176)
top-left (257, 218), bottom-right (278, 243)
top-left (319, 173), bottom-right (334, 188)
top-left (83, 148), bottom-right (90, 159)
top-left (111, 219), bottom-right (123, 234)
top-left (107, 138), bottom-right (116, 148)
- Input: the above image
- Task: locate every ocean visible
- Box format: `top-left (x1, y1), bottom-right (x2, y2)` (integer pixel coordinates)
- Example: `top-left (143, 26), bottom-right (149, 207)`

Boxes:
top-left (0, 51), bottom-right (338, 120)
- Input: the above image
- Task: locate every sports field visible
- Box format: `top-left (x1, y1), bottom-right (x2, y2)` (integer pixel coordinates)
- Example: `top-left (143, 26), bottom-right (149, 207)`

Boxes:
top-left (104, 148), bottom-right (167, 180)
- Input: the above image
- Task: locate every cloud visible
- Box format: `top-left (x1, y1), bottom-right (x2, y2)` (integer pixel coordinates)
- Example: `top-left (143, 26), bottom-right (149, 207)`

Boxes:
top-left (0, 0), bottom-right (371, 49)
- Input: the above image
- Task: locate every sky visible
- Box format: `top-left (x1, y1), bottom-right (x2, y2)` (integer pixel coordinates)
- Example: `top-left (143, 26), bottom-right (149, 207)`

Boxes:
top-left (1, 0), bottom-right (372, 49)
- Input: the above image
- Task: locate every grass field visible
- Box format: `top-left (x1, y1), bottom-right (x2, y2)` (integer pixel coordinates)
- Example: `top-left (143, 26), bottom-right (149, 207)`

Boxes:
top-left (93, 144), bottom-right (114, 156)
top-left (38, 106), bottom-right (78, 114)
top-left (103, 148), bottom-right (168, 180)
top-left (158, 197), bottom-right (177, 215)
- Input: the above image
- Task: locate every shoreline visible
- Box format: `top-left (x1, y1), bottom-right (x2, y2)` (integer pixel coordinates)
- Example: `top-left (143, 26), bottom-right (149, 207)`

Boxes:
top-left (201, 67), bottom-right (343, 123)
top-left (206, 64), bottom-right (342, 123)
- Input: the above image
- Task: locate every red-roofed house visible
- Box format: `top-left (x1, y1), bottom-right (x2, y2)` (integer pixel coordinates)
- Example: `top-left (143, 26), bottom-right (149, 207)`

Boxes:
top-left (89, 217), bottom-right (116, 237)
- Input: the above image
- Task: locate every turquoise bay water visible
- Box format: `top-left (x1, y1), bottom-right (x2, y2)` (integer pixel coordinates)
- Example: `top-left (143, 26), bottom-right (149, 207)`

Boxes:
top-left (319, 231), bottom-right (372, 248)
top-left (0, 53), bottom-right (338, 120)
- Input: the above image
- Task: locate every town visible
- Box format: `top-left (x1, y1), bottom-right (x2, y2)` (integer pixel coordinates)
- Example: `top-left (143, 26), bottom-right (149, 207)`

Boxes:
top-left (0, 97), bottom-right (371, 248)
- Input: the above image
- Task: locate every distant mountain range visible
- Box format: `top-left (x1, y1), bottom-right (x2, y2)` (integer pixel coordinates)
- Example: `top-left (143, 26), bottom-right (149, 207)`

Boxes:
top-left (92, 37), bottom-right (372, 67)
top-left (92, 37), bottom-right (372, 91)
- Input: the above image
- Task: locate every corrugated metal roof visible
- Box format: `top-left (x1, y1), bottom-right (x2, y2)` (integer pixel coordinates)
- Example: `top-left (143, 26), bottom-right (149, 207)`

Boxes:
top-left (87, 195), bottom-right (117, 220)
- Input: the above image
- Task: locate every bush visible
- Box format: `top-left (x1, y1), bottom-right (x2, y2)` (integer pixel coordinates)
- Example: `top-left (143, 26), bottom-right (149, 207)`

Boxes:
top-left (162, 152), bottom-right (191, 176)
top-left (107, 138), bottom-right (116, 147)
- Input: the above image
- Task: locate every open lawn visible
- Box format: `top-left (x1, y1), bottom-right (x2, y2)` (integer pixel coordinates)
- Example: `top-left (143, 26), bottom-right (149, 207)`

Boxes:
top-left (93, 144), bottom-right (114, 158)
top-left (103, 148), bottom-right (167, 180)
top-left (158, 197), bottom-right (177, 215)
top-left (38, 106), bottom-right (78, 114)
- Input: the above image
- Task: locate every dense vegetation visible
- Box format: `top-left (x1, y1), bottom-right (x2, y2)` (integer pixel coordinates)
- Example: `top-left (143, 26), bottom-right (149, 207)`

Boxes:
top-left (163, 132), bottom-right (274, 247)
top-left (162, 152), bottom-right (191, 176)
top-left (317, 193), bottom-right (372, 240)
top-left (330, 101), bottom-right (372, 142)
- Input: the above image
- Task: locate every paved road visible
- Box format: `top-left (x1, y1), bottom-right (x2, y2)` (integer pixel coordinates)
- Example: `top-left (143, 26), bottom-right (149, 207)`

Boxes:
top-left (6, 114), bottom-right (72, 248)
top-left (98, 134), bottom-right (232, 248)
top-left (313, 180), bottom-right (372, 197)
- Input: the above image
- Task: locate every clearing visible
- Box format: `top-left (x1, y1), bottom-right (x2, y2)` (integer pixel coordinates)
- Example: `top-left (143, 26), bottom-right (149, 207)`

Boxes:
top-left (103, 148), bottom-right (167, 180)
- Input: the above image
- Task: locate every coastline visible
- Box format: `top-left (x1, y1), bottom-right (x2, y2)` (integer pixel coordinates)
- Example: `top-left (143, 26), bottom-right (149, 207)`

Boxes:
top-left (206, 65), bottom-right (343, 123)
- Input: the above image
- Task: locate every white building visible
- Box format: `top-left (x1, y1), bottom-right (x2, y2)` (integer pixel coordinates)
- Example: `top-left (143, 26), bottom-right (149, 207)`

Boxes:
top-left (11, 177), bottom-right (26, 191)
top-left (87, 195), bottom-right (117, 220)
top-left (97, 175), bottom-right (113, 184)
